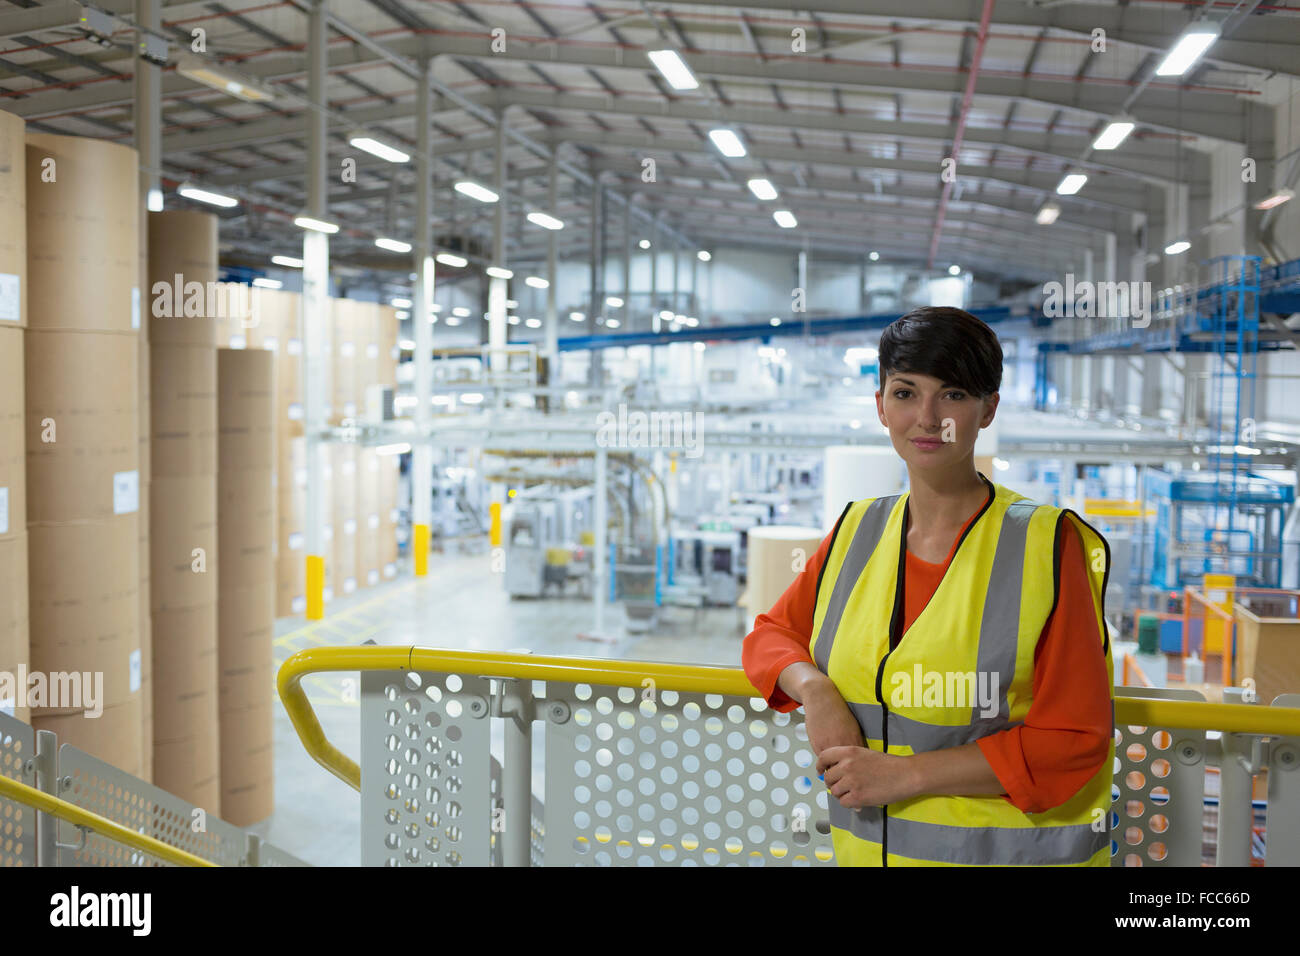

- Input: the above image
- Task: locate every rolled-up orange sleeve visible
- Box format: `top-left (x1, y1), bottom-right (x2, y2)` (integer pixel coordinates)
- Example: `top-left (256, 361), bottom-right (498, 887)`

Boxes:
top-left (741, 526), bottom-right (837, 713)
top-left (976, 519), bottom-right (1114, 814)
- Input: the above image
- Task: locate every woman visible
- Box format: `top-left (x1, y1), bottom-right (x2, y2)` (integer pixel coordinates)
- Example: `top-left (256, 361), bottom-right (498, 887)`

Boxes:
top-left (742, 306), bottom-right (1114, 867)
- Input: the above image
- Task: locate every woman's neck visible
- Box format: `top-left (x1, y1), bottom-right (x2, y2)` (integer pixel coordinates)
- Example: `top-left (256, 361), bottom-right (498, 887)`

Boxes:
top-left (906, 464), bottom-right (990, 533)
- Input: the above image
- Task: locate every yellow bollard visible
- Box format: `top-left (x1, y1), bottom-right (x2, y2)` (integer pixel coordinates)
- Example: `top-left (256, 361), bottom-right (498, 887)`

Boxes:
top-left (489, 501), bottom-right (502, 548)
top-left (414, 523), bottom-right (429, 577)
top-left (306, 554), bottom-right (325, 620)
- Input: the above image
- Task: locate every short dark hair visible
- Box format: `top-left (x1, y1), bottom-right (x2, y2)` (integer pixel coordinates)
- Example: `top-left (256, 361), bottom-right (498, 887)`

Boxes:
top-left (878, 307), bottom-right (1003, 398)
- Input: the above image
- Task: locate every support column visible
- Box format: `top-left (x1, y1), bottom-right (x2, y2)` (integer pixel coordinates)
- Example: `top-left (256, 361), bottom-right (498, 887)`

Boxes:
top-left (587, 175), bottom-right (604, 389)
top-left (302, 0), bottom-right (332, 618)
top-left (411, 58), bottom-right (435, 576)
top-left (134, 0), bottom-right (161, 212)
top-left (593, 443), bottom-right (607, 635)
top-left (622, 192), bottom-right (632, 329)
top-left (544, 156), bottom-right (559, 389)
top-left (488, 112), bottom-right (508, 400)
top-left (649, 214), bottom-right (659, 384)
top-left (690, 244), bottom-right (698, 317)
top-left (671, 234), bottom-right (679, 316)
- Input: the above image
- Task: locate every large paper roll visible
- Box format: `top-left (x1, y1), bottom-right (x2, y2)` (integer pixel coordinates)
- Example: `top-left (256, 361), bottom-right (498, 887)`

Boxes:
top-left (147, 209), bottom-right (218, 347)
top-left (822, 445), bottom-right (905, 532)
top-left (745, 525), bottom-right (825, 619)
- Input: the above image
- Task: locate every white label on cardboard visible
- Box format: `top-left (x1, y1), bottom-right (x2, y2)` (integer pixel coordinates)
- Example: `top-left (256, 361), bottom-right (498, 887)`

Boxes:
top-left (389, 508), bottom-right (399, 523)
top-left (344, 577), bottom-right (357, 593)
top-left (287, 532), bottom-right (304, 550)
top-left (131, 286), bottom-right (141, 330)
top-left (264, 336), bottom-right (280, 352)
top-left (288, 338), bottom-right (302, 355)
top-left (368, 513), bottom-right (379, 530)
top-left (288, 402), bottom-right (304, 421)
top-left (323, 524), bottom-right (333, 542)
top-left (391, 346), bottom-right (400, 360)
top-left (384, 563), bottom-right (396, 578)
top-left (0, 273), bottom-right (19, 322)
top-left (341, 342), bottom-right (355, 358)
top-left (129, 649), bottom-right (141, 693)
top-left (366, 344), bottom-right (379, 359)
top-left (294, 467), bottom-right (307, 487)
top-left (323, 586), bottom-right (334, 603)
top-left (113, 470), bottom-right (140, 515)
top-left (367, 569), bottom-right (379, 586)
top-left (0, 486), bottom-right (8, 535)
top-left (0, 695), bottom-right (13, 716)
top-left (344, 518), bottom-right (357, 535)
top-left (230, 334), bottom-right (247, 350)
top-left (291, 596), bottom-right (306, 614)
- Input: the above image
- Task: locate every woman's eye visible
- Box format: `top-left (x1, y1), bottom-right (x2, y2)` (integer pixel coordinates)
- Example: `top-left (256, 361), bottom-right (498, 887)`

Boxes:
top-left (945, 391), bottom-right (966, 400)
top-left (893, 390), bottom-right (910, 399)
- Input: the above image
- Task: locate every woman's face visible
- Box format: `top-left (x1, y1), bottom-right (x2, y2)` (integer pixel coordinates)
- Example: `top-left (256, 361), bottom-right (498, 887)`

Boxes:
top-left (875, 371), bottom-right (998, 472)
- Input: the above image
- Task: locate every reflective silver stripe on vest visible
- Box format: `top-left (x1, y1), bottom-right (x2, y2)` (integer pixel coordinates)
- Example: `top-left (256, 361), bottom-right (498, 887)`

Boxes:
top-left (971, 501), bottom-right (1037, 726)
top-left (882, 814), bottom-right (1108, 866)
top-left (813, 495), bottom-right (900, 673)
top-left (828, 799), bottom-right (884, 844)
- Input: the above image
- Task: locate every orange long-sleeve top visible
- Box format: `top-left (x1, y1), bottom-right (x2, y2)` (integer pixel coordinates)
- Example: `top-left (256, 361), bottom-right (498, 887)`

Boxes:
top-left (741, 497), bottom-right (1113, 814)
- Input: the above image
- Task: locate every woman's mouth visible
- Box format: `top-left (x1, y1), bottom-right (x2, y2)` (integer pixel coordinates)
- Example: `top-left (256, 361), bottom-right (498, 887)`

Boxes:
top-left (910, 437), bottom-right (946, 451)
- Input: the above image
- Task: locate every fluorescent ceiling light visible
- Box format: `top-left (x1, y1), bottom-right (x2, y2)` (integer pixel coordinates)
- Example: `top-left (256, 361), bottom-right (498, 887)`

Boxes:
top-left (747, 178), bottom-right (778, 200)
top-left (639, 239), bottom-right (651, 249)
top-left (1254, 188), bottom-right (1295, 211)
top-left (507, 316), bottom-right (520, 325)
top-left (506, 299), bottom-right (519, 308)
top-left (486, 266), bottom-right (513, 279)
top-left (659, 310), bottom-right (674, 320)
top-left (525, 318), bottom-right (542, 328)
top-left (349, 134), bottom-right (410, 164)
top-left (697, 250), bottom-right (711, 262)
top-left (271, 255), bottom-right (303, 269)
top-left (773, 210), bottom-right (797, 228)
top-left (605, 296), bottom-right (624, 307)
top-left (252, 277), bottom-right (281, 289)
top-left (525, 276), bottom-right (549, 289)
top-left (1092, 118), bottom-right (1136, 151)
top-left (294, 215), bottom-right (339, 234)
top-left (1056, 173), bottom-right (1088, 196)
top-left (436, 253), bottom-right (467, 268)
top-left (375, 237), bottom-right (412, 253)
top-left (526, 211), bottom-right (564, 230)
top-left (569, 311), bottom-right (585, 322)
top-left (460, 393), bottom-right (484, 404)
top-left (454, 181), bottom-right (499, 203)
top-left (399, 339), bottom-right (416, 350)
top-left (948, 265), bottom-right (961, 275)
top-left (390, 297), bottom-right (412, 308)
top-left (605, 319), bottom-right (620, 328)
top-left (146, 188), bottom-right (163, 213)
top-left (1155, 21), bottom-right (1220, 77)
top-left (1164, 240), bottom-right (1191, 255)
top-left (452, 306), bottom-right (471, 317)
top-left (647, 49), bottom-right (699, 90)
top-left (176, 54), bottom-right (274, 103)
top-left (375, 443), bottom-right (412, 455)
top-left (770, 317), bottom-right (781, 326)
top-left (709, 128), bottom-right (746, 158)
top-left (177, 182), bottom-right (238, 208)
top-left (395, 310), bottom-right (410, 320)
top-left (869, 251), bottom-right (880, 261)
top-left (445, 317), bottom-right (460, 326)
top-left (430, 303), bottom-right (442, 313)
top-left (1035, 202), bottom-right (1061, 225)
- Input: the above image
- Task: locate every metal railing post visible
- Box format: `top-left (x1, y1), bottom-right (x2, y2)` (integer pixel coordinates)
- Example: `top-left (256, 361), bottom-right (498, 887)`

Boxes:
top-left (1216, 687), bottom-right (1261, 867)
top-left (496, 678), bottom-right (534, 867)
top-left (34, 729), bottom-right (58, 867)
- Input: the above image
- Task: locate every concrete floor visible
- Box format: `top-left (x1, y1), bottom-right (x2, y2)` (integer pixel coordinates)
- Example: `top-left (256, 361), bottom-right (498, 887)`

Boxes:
top-left (245, 546), bottom-right (755, 866)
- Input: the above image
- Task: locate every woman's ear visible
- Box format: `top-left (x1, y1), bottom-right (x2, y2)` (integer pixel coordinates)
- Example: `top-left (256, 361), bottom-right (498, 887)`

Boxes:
top-left (980, 392), bottom-right (1000, 428)
top-left (875, 388), bottom-right (887, 427)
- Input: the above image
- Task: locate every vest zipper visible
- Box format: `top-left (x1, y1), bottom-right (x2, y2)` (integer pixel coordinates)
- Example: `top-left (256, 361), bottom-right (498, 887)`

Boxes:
top-left (873, 503), bottom-right (911, 869)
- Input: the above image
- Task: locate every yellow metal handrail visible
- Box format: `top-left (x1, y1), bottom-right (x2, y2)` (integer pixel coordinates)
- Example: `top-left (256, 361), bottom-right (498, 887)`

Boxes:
top-left (277, 645), bottom-right (1300, 797)
top-left (0, 774), bottom-right (219, 868)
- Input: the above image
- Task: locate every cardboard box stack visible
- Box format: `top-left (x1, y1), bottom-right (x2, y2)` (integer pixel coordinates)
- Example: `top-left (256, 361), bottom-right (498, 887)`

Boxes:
top-left (216, 348), bottom-right (275, 824)
top-left (25, 133), bottom-right (142, 771)
top-left (0, 110), bottom-right (27, 723)
top-left (148, 210), bottom-right (220, 809)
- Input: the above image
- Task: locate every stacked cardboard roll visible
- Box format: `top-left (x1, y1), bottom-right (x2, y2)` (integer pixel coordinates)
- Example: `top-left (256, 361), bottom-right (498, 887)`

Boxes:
top-left (271, 291), bottom-right (306, 616)
top-left (216, 348), bottom-right (275, 823)
top-left (358, 448), bottom-right (382, 588)
top-left (330, 442), bottom-right (358, 597)
top-left (380, 450), bottom-right (400, 579)
top-left (148, 209), bottom-right (219, 809)
top-left (330, 298), bottom-right (357, 423)
top-left (0, 110), bottom-right (27, 723)
top-left (25, 133), bottom-right (141, 770)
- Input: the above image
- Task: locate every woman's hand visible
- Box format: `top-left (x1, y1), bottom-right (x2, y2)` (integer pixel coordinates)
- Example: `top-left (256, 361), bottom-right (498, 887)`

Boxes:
top-left (817, 746), bottom-right (918, 809)
top-left (800, 678), bottom-right (865, 756)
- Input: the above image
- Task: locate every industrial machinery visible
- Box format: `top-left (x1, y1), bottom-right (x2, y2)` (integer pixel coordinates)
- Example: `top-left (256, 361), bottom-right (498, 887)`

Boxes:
top-left (664, 528), bottom-right (743, 607)
top-left (503, 485), bottom-right (594, 598)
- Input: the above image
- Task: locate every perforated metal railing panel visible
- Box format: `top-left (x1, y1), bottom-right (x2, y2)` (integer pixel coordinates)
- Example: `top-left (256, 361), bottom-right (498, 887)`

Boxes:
top-left (543, 684), bottom-right (836, 867)
top-left (1112, 688), bottom-right (1208, 867)
top-left (58, 746), bottom-right (249, 867)
top-left (361, 670), bottom-right (493, 866)
top-left (0, 712), bottom-right (35, 867)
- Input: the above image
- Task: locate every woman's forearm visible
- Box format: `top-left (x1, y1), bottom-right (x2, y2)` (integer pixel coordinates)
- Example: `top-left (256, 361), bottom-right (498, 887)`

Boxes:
top-left (903, 742), bottom-right (1007, 799)
top-left (776, 661), bottom-right (833, 705)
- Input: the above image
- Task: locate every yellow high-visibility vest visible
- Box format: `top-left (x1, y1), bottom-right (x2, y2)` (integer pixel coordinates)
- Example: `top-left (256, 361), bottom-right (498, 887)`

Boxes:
top-left (810, 478), bottom-right (1115, 866)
